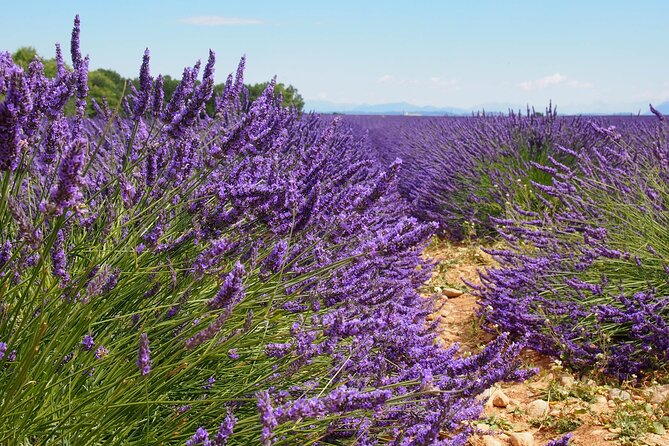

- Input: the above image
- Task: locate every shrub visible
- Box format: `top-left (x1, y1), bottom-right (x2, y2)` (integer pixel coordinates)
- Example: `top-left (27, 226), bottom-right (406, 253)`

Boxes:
top-left (0, 17), bottom-right (529, 444)
top-left (344, 108), bottom-right (610, 240)
top-left (475, 119), bottom-right (669, 378)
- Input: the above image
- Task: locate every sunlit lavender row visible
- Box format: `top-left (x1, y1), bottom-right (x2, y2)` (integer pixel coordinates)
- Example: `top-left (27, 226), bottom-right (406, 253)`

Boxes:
top-left (346, 107), bottom-right (669, 379)
top-left (0, 17), bottom-right (537, 445)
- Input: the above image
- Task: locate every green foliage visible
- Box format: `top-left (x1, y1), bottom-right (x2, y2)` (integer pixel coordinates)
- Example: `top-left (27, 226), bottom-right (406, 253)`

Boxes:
top-left (88, 69), bottom-right (127, 110)
top-left (530, 415), bottom-right (583, 434)
top-left (247, 82), bottom-right (305, 111)
top-left (12, 47), bottom-right (59, 78)
top-left (609, 401), bottom-right (668, 445)
top-left (542, 380), bottom-right (596, 403)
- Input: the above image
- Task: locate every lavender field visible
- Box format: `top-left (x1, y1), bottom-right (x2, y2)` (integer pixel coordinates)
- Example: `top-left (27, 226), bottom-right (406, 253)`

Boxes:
top-left (1, 16), bottom-right (668, 446)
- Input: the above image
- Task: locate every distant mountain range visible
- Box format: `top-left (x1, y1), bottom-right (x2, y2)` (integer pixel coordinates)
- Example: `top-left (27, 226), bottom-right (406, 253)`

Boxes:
top-left (304, 99), bottom-right (669, 116)
top-left (304, 100), bottom-right (469, 116)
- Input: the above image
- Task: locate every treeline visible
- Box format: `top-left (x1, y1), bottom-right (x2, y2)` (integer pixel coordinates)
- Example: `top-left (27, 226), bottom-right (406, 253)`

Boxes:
top-left (11, 46), bottom-right (305, 114)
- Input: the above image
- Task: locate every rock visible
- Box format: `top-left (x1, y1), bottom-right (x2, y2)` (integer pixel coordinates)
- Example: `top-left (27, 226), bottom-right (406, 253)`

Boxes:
top-left (608, 388), bottom-right (631, 401)
top-left (491, 390), bottom-right (510, 408)
top-left (559, 375), bottom-right (575, 388)
top-left (645, 433), bottom-right (669, 446)
top-left (478, 386), bottom-right (495, 402)
top-left (442, 287), bottom-right (464, 298)
top-left (590, 395), bottom-right (609, 413)
top-left (549, 409), bottom-right (560, 416)
top-left (426, 313), bottom-right (436, 321)
top-left (508, 431), bottom-right (534, 446)
top-left (483, 435), bottom-right (504, 446)
top-left (649, 384), bottom-right (669, 404)
top-left (526, 399), bottom-right (549, 418)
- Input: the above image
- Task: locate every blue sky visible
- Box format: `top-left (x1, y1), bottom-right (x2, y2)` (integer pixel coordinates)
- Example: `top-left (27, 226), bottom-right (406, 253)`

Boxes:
top-left (2, 0), bottom-right (668, 113)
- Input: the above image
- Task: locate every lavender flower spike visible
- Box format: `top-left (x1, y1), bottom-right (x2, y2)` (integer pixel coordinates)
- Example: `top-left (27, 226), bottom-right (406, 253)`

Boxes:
top-left (137, 333), bottom-right (151, 376)
top-left (186, 427), bottom-right (211, 446)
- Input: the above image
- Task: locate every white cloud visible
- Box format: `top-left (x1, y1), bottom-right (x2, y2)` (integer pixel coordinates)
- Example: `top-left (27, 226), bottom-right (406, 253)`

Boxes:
top-left (181, 16), bottom-right (264, 26)
top-left (377, 74), bottom-right (394, 83)
top-left (430, 77), bottom-right (459, 88)
top-left (519, 73), bottom-right (593, 91)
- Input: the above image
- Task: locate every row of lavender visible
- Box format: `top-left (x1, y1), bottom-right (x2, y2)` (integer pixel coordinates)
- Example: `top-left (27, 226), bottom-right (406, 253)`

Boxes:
top-left (344, 109), bottom-right (669, 378)
top-left (0, 18), bottom-right (533, 445)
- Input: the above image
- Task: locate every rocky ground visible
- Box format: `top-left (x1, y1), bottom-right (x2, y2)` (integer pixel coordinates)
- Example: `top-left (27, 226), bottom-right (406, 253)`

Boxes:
top-left (423, 239), bottom-right (669, 446)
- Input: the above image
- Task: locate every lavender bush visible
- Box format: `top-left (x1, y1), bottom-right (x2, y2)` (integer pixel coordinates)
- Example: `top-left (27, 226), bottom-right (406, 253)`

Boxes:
top-left (345, 108), bottom-right (611, 240)
top-left (0, 17), bottom-right (530, 444)
top-left (475, 117), bottom-right (669, 379)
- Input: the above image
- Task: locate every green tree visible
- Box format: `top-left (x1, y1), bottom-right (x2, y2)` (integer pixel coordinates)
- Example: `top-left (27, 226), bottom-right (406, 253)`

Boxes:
top-left (12, 46), bottom-right (58, 77)
top-left (88, 68), bottom-right (127, 111)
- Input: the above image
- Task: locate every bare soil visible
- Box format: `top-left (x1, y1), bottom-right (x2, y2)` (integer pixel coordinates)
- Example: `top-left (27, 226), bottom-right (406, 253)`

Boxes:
top-left (424, 239), bottom-right (669, 446)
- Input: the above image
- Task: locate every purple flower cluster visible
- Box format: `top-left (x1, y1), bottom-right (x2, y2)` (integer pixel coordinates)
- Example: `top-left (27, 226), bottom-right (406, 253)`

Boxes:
top-left (343, 107), bottom-right (628, 240)
top-left (0, 17), bottom-right (531, 445)
top-left (474, 113), bottom-right (669, 378)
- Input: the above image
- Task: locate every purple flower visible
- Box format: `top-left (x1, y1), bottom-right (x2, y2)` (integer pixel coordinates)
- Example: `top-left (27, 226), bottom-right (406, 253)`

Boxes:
top-left (81, 335), bottom-right (94, 351)
top-left (213, 410), bottom-right (237, 445)
top-left (0, 342), bottom-right (6, 360)
top-left (186, 427), bottom-right (211, 446)
top-left (207, 262), bottom-right (245, 310)
top-left (48, 138), bottom-right (86, 215)
top-left (137, 333), bottom-right (151, 376)
top-left (95, 345), bottom-right (109, 359)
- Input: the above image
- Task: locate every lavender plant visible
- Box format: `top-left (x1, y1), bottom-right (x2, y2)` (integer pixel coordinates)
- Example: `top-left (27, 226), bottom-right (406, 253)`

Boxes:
top-left (345, 108), bottom-right (611, 240)
top-left (475, 117), bottom-right (669, 378)
top-left (0, 17), bottom-right (529, 445)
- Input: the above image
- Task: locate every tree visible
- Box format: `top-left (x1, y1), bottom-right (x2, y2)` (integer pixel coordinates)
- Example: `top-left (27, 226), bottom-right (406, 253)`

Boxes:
top-left (247, 82), bottom-right (304, 111)
top-left (12, 46), bottom-right (58, 77)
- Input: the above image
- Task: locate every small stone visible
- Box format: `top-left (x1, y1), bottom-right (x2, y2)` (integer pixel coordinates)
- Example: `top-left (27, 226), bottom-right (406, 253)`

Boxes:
top-left (649, 385), bottom-right (669, 404)
top-left (549, 409), bottom-right (560, 416)
top-left (442, 287), bottom-right (464, 298)
top-left (590, 395), bottom-right (609, 413)
top-left (426, 314), bottom-right (436, 321)
top-left (645, 433), bottom-right (669, 446)
top-left (526, 399), bottom-right (549, 418)
top-left (491, 390), bottom-right (510, 408)
top-left (478, 386), bottom-right (495, 402)
top-left (508, 431), bottom-right (534, 446)
top-left (559, 375), bottom-right (575, 388)
top-left (483, 435), bottom-right (504, 446)
top-left (608, 388), bottom-right (631, 401)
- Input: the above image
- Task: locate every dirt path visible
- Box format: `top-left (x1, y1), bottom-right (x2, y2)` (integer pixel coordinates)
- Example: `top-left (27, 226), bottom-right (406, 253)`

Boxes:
top-left (424, 239), bottom-right (669, 446)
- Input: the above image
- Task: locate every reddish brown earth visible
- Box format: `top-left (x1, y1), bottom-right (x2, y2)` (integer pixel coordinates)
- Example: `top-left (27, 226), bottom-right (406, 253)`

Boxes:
top-left (424, 239), bottom-right (669, 446)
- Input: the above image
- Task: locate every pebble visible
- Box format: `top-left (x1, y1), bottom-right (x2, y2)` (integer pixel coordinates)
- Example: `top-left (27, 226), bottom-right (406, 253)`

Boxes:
top-left (526, 399), bottom-right (549, 418)
top-left (559, 375), bottom-right (575, 388)
top-left (649, 384), bottom-right (669, 404)
top-left (483, 435), bottom-right (503, 446)
top-left (491, 390), bottom-right (510, 408)
top-left (508, 431), bottom-right (534, 446)
top-left (590, 395), bottom-right (609, 413)
top-left (608, 388), bottom-right (631, 401)
top-left (645, 433), bottom-right (669, 446)
top-left (443, 287), bottom-right (464, 298)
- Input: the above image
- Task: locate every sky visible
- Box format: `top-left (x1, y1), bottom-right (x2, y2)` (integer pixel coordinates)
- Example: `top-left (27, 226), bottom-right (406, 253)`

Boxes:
top-left (2, 0), bottom-right (668, 114)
